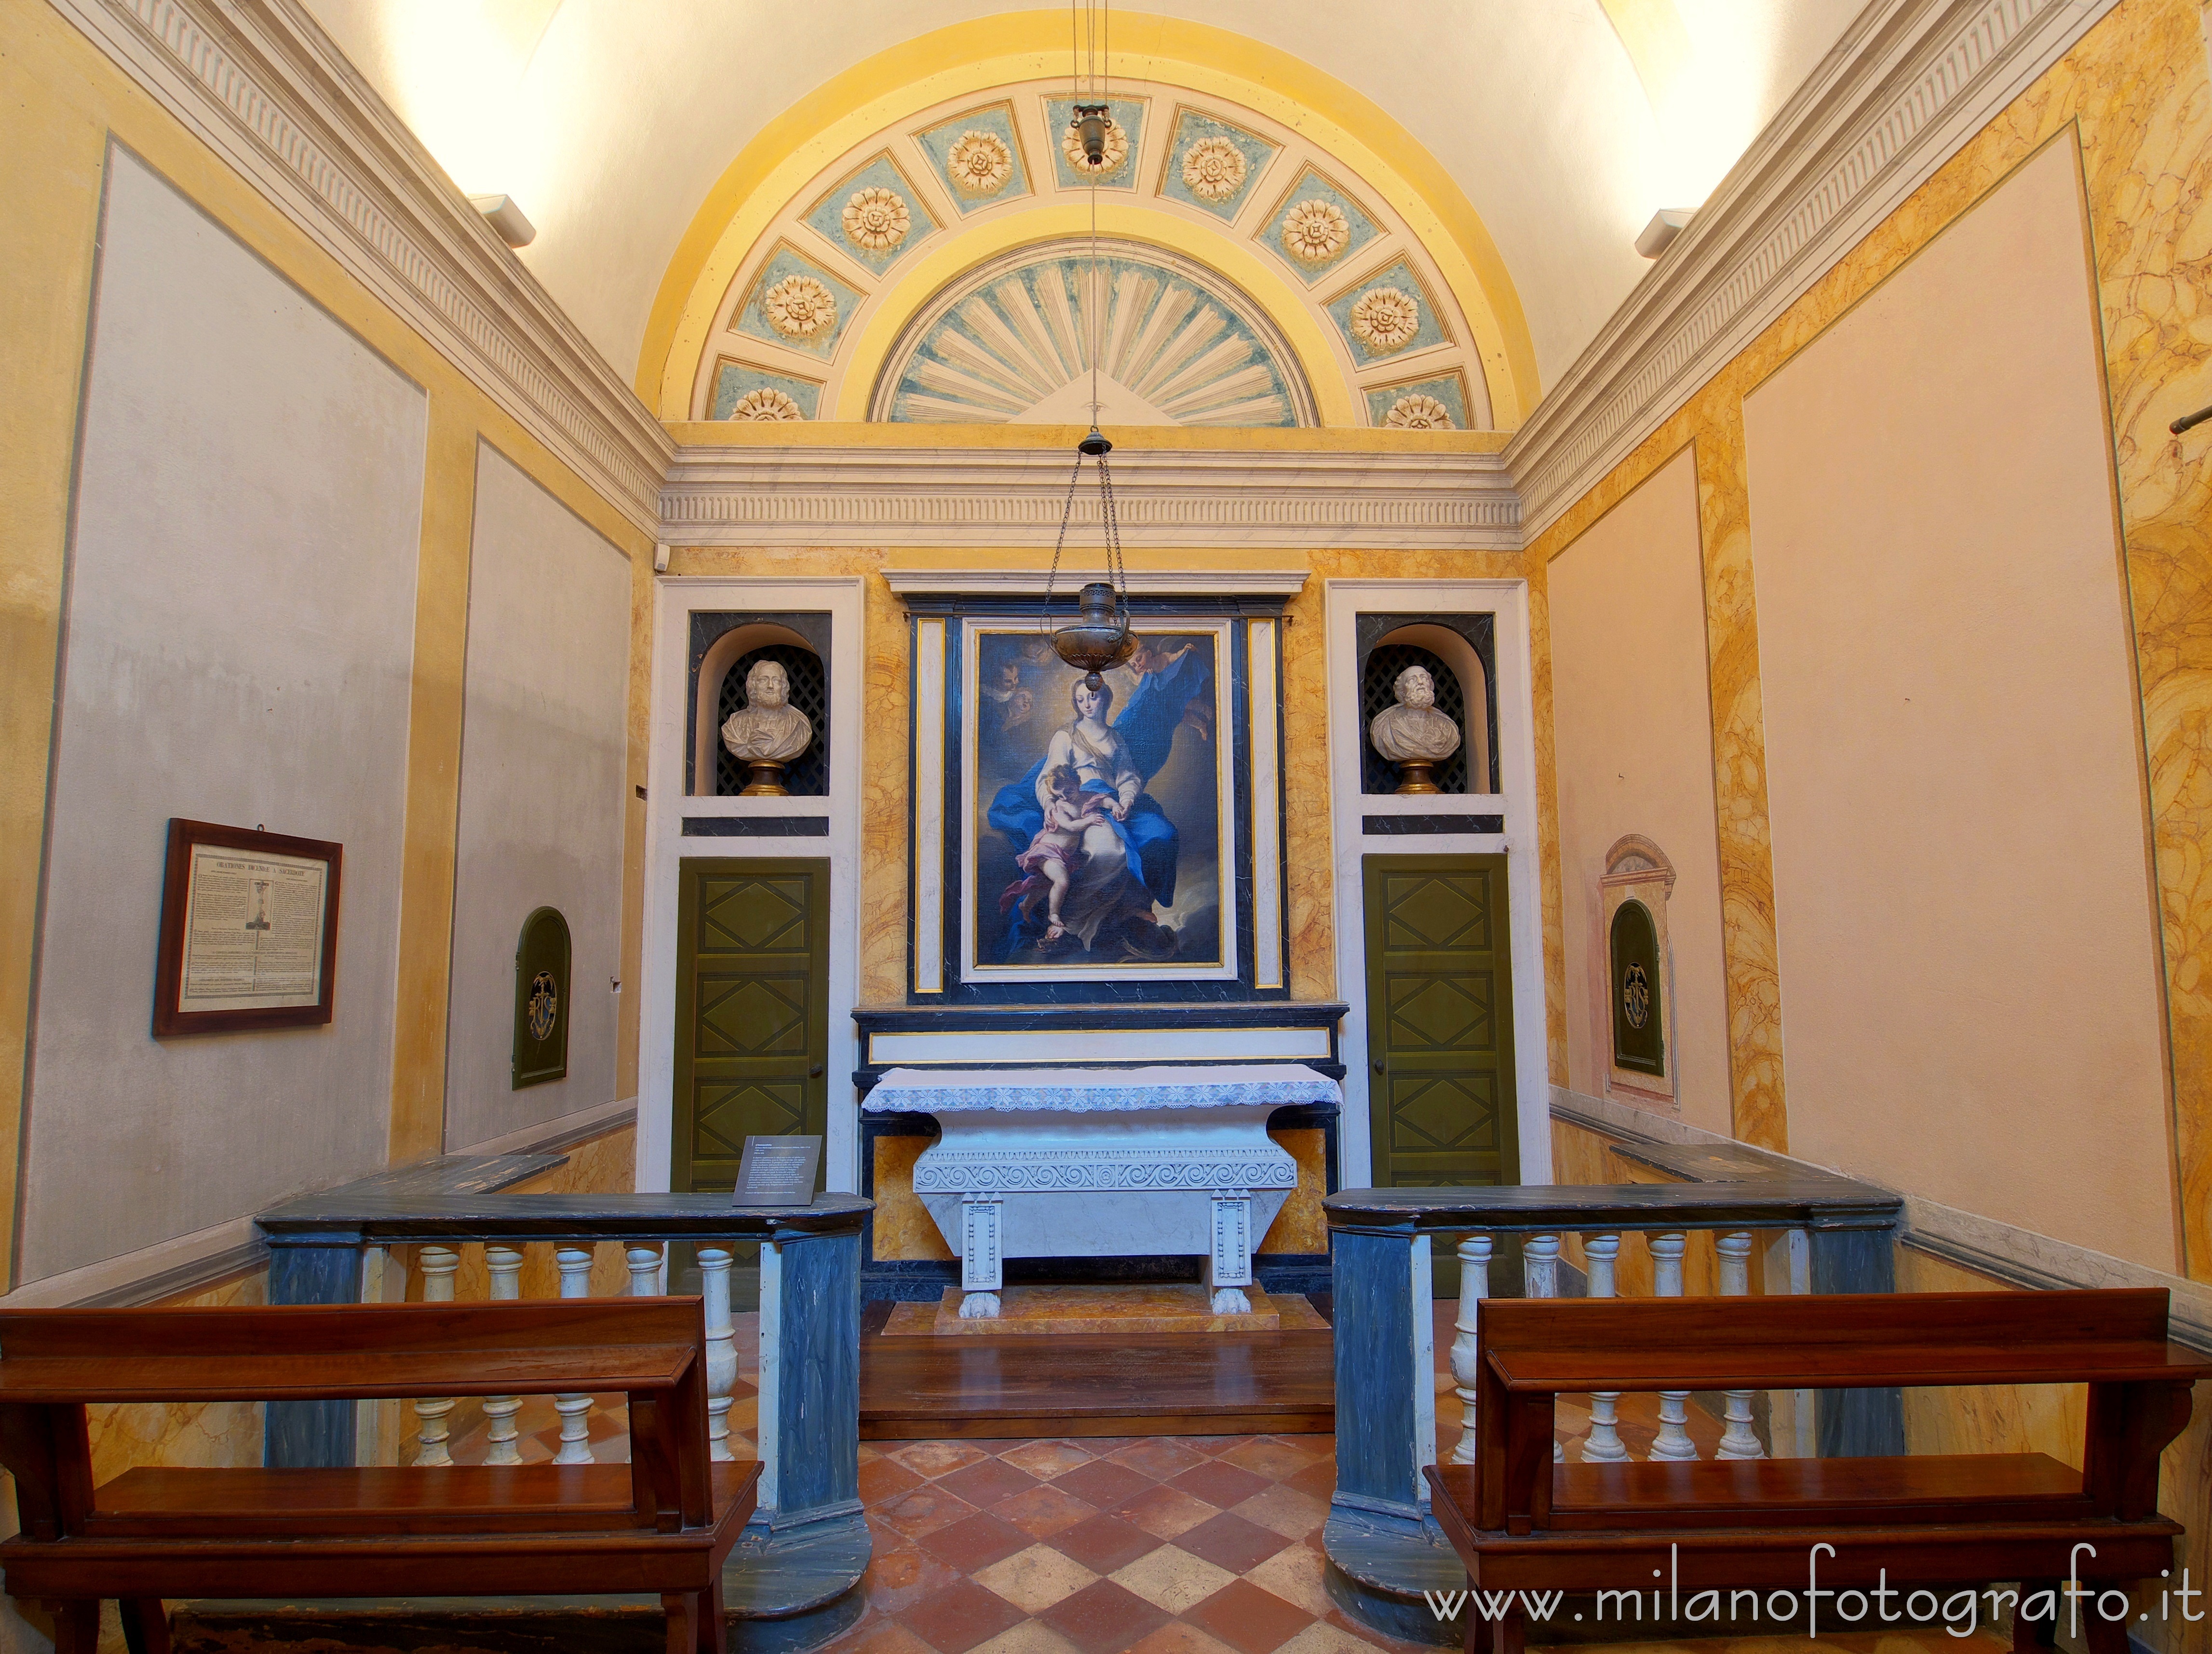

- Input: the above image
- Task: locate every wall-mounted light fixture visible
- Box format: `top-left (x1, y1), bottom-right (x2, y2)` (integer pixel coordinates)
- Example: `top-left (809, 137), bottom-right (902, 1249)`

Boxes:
top-left (469, 193), bottom-right (537, 248)
top-left (1635, 208), bottom-right (1693, 259)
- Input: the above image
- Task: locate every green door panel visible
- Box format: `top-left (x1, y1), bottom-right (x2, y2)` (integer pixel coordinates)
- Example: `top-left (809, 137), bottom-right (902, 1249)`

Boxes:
top-left (1362, 854), bottom-right (1520, 1193)
top-left (672, 859), bottom-right (829, 1196)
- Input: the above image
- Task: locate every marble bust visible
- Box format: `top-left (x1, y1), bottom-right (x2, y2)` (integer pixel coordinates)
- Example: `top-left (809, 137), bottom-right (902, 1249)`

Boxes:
top-left (721, 659), bottom-right (812, 794)
top-left (1368, 664), bottom-right (1460, 794)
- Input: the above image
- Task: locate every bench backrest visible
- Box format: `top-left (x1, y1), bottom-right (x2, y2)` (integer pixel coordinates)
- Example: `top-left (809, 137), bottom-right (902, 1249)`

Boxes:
top-left (0, 1299), bottom-right (718, 1536)
top-left (1479, 1288), bottom-right (2169, 1359)
top-left (0, 1300), bottom-right (699, 1380)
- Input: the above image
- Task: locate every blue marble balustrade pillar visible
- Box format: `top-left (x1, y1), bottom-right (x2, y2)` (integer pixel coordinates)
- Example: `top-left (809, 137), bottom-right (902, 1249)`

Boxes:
top-left (1322, 1224), bottom-right (1466, 1645)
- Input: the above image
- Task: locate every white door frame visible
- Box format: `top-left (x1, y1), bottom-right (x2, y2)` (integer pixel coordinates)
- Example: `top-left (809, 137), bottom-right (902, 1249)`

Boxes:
top-left (1325, 579), bottom-right (1551, 1189)
top-left (637, 576), bottom-right (865, 1194)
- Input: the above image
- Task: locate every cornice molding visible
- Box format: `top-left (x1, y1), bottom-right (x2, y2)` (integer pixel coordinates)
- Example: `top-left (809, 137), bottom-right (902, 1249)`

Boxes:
top-left (52, 0), bottom-right (674, 532)
top-left (660, 447), bottom-right (1521, 550)
top-left (882, 569), bottom-right (1310, 597)
top-left (1504, 0), bottom-right (2119, 542)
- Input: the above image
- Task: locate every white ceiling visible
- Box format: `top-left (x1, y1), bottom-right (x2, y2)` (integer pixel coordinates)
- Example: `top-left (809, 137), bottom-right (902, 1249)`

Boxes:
top-left (303, 0), bottom-right (1867, 406)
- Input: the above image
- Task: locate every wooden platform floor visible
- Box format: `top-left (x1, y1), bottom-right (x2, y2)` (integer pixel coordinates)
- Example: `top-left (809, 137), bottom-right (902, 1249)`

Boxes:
top-left (860, 1299), bottom-right (1335, 1439)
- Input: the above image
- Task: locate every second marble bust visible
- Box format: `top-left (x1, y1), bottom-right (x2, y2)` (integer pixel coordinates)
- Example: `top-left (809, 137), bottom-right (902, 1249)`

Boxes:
top-left (1368, 664), bottom-right (1460, 794)
top-left (721, 658), bottom-right (813, 794)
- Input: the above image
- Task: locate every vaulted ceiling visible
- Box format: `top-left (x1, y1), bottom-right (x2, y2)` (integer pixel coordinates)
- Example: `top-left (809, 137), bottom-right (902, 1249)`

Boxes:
top-left (301, 0), bottom-right (1866, 422)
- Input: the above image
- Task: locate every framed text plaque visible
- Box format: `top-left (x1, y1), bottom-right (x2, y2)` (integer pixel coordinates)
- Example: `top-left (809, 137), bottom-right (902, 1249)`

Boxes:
top-left (153, 818), bottom-right (342, 1036)
top-left (732, 1135), bottom-right (823, 1206)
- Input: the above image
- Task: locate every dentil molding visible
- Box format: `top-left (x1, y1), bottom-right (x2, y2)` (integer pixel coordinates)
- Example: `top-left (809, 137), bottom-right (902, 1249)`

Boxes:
top-left (51, 0), bottom-right (2125, 556)
top-left (659, 447), bottom-right (1522, 550)
top-left (52, 0), bottom-right (673, 533)
top-left (1505, 0), bottom-right (2120, 541)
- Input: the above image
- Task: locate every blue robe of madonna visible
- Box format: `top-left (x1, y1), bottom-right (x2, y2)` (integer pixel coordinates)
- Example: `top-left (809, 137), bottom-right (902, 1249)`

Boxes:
top-left (986, 650), bottom-right (1210, 957)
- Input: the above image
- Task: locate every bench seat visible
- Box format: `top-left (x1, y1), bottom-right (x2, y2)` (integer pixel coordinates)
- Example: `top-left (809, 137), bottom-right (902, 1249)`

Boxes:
top-left (3, 1462), bottom-right (759, 1600)
top-left (79, 1461), bottom-right (755, 1537)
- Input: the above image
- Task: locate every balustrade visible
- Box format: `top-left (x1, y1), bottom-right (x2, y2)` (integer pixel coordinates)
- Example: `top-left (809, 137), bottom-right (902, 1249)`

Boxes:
top-left (1321, 1167), bottom-right (1905, 1644)
top-left (256, 1159), bottom-right (875, 1626)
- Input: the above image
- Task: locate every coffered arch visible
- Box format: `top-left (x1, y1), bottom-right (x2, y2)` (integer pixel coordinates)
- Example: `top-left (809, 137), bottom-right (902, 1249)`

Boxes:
top-left (647, 15), bottom-right (1538, 430)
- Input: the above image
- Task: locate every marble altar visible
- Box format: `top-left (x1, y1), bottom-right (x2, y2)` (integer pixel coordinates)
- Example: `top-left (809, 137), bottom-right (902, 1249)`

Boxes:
top-left (861, 1064), bottom-right (1342, 1317)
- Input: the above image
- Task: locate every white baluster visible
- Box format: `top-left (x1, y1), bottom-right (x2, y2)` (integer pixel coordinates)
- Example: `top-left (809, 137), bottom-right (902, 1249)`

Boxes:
top-left (552, 1246), bottom-right (596, 1465)
top-left (699, 1247), bottom-right (738, 1462)
top-left (413, 1246), bottom-right (460, 1467)
top-left (1578, 1233), bottom-right (1629, 1463)
top-left (1648, 1232), bottom-right (1699, 1461)
top-left (627, 1244), bottom-right (663, 1299)
top-left (1524, 1234), bottom-right (1565, 1464)
top-left (1714, 1231), bottom-right (1766, 1459)
top-left (482, 1246), bottom-right (525, 1466)
top-left (1449, 1233), bottom-right (1493, 1465)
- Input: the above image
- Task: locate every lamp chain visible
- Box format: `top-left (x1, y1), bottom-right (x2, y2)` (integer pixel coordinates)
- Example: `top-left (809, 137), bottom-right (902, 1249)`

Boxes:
top-left (1040, 450), bottom-right (1085, 635)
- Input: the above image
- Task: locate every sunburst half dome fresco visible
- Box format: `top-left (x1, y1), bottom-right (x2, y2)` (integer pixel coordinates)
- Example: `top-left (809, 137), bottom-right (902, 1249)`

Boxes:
top-left (683, 74), bottom-right (1495, 428)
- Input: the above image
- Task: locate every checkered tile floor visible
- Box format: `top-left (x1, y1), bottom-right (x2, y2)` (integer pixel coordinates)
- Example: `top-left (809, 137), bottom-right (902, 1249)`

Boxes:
top-left (450, 1309), bottom-right (1997, 1654)
top-left (839, 1430), bottom-right (1393, 1654)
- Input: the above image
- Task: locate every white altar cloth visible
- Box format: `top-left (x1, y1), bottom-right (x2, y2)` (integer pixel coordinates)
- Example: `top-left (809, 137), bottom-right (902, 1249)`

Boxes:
top-left (864, 1064), bottom-right (1341, 1316)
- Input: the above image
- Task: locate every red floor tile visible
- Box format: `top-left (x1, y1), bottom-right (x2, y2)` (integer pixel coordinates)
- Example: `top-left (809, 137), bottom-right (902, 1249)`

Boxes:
top-left (1164, 1461), bottom-right (1273, 1510)
top-left (1280, 1459), bottom-right (1336, 1501)
top-left (937, 1455), bottom-right (1043, 1510)
top-left (1048, 1512), bottom-right (1165, 1574)
top-left (862, 1457), bottom-right (930, 1505)
top-left (1108, 1437), bottom-right (1211, 1480)
top-left (858, 1542), bottom-right (966, 1616)
top-left (1054, 1459), bottom-right (1157, 1511)
top-left (1170, 1510), bottom-right (1295, 1575)
top-left (878, 1482), bottom-right (983, 1539)
top-left (1214, 1438), bottom-right (1316, 1480)
top-left (916, 1510), bottom-right (1037, 1573)
top-left (896, 1579), bottom-right (1028, 1654)
top-left (1178, 1579), bottom-right (1319, 1654)
top-left (1036, 1578), bottom-right (1174, 1654)
top-left (997, 1481), bottom-right (1101, 1538)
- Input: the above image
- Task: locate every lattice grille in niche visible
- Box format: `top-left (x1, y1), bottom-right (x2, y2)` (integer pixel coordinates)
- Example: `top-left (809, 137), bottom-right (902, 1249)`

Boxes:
top-left (1361, 643), bottom-right (1468, 794)
top-left (715, 646), bottom-right (828, 796)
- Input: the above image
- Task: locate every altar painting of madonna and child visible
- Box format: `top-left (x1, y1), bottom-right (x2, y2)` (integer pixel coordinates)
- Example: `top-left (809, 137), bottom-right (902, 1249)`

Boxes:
top-left (962, 623), bottom-right (1235, 981)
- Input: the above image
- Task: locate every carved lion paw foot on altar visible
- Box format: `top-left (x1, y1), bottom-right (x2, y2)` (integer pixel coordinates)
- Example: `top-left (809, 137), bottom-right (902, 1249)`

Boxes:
top-left (958, 1292), bottom-right (1001, 1319)
top-left (1209, 1288), bottom-right (1251, 1315)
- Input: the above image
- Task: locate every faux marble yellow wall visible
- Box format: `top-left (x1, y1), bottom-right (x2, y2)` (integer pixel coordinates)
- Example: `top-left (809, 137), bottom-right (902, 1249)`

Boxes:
top-left (1531, 0), bottom-right (2211, 1264)
top-left (667, 544), bottom-right (1538, 1010)
top-left (0, 3), bottom-right (654, 1287)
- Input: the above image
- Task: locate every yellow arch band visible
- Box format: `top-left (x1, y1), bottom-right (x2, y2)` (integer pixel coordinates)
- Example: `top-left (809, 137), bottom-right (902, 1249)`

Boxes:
top-left (639, 13), bottom-right (1538, 427)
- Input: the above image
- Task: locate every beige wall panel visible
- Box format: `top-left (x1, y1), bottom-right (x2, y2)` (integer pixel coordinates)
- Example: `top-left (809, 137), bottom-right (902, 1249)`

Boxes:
top-left (18, 149), bottom-right (425, 1283)
top-left (1548, 449), bottom-right (1734, 1134)
top-left (1744, 139), bottom-right (2172, 1269)
top-left (443, 444), bottom-right (632, 1149)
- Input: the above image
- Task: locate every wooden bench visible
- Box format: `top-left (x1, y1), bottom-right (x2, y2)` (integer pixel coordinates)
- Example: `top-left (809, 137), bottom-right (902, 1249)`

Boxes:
top-left (0, 1299), bottom-right (760, 1654)
top-left (1426, 1288), bottom-right (2211, 1654)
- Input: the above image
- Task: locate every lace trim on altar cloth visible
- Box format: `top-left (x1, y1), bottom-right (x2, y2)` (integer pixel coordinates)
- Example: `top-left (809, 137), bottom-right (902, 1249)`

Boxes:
top-left (861, 1062), bottom-right (1341, 1113)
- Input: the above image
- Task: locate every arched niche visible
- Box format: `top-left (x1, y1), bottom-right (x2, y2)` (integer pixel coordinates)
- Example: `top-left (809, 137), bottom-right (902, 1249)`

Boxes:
top-left (1598, 834), bottom-right (1677, 1106)
top-left (689, 618), bottom-right (827, 796)
top-left (1360, 619), bottom-right (1494, 794)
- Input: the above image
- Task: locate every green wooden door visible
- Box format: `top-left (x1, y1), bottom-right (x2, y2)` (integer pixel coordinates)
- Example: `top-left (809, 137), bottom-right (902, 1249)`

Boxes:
top-left (1362, 854), bottom-right (1520, 1193)
top-left (671, 858), bottom-right (830, 1194)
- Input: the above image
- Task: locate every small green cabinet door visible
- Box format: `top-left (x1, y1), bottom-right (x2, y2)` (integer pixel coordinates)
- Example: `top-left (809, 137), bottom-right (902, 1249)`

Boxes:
top-left (1361, 854), bottom-right (1520, 1192)
top-left (671, 859), bottom-right (829, 1195)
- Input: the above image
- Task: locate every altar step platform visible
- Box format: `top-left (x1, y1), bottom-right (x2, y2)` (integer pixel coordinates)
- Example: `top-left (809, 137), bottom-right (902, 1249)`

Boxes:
top-left (859, 1288), bottom-right (1336, 1439)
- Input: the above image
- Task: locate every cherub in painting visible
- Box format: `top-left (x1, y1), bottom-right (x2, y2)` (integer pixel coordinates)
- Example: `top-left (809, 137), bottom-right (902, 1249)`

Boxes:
top-left (998, 762), bottom-right (1109, 942)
